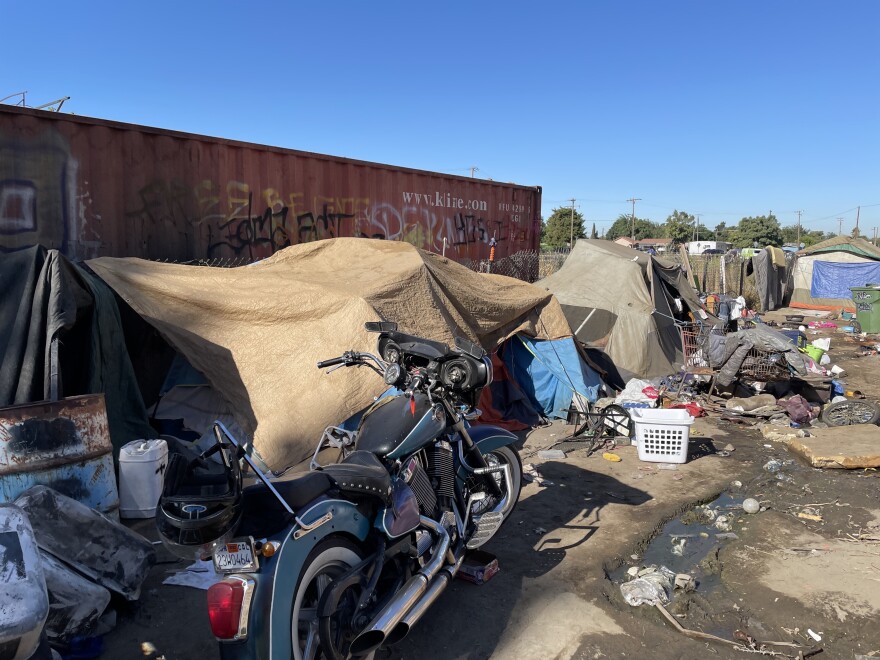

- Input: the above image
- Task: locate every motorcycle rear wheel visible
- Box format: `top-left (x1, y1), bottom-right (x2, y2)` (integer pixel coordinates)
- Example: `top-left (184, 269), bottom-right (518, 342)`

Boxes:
top-left (291, 538), bottom-right (367, 660)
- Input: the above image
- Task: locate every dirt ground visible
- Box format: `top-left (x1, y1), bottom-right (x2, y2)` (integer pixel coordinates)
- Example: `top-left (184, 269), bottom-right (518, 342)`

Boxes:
top-left (102, 308), bottom-right (880, 660)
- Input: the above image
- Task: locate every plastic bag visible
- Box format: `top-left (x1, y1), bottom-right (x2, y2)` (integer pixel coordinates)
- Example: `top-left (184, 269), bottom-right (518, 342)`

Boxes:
top-left (620, 565), bottom-right (676, 606)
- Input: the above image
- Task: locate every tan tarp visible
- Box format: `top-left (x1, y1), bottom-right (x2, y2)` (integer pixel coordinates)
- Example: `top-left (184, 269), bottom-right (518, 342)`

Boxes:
top-left (537, 240), bottom-right (691, 379)
top-left (88, 238), bottom-right (570, 470)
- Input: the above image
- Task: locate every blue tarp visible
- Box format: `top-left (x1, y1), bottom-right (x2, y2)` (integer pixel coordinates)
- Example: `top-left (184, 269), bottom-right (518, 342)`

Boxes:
top-left (503, 335), bottom-right (603, 419)
top-left (812, 261), bottom-right (880, 299)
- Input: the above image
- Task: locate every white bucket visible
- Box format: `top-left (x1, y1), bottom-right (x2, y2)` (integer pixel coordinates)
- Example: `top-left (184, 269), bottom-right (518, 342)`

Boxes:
top-left (118, 439), bottom-right (169, 519)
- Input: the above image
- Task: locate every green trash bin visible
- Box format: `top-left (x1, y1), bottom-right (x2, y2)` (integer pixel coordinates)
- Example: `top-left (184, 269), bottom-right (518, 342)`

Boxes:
top-left (850, 286), bottom-right (880, 333)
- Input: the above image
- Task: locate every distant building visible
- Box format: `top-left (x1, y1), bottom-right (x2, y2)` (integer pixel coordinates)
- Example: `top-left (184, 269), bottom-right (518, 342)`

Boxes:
top-left (637, 238), bottom-right (673, 253)
top-left (687, 240), bottom-right (732, 254)
top-left (613, 237), bottom-right (673, 253)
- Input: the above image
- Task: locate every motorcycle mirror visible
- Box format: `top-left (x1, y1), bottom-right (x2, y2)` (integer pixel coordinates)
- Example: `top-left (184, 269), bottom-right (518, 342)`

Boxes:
top-left (364, 321), bottom-right (398, 333)
top-left (453, 336), bottom-right (485, 359)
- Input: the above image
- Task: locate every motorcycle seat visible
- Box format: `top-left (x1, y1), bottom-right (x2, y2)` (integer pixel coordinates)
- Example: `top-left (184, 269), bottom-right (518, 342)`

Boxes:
top-left (243, 471), bottom-right (334, 513)
top-left (320, 451), bottom-right (392, 505)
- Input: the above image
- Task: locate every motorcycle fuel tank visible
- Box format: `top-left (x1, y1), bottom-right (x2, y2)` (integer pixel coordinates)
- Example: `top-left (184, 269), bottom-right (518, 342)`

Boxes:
top-left (356, 394), bottom-right (446, 459)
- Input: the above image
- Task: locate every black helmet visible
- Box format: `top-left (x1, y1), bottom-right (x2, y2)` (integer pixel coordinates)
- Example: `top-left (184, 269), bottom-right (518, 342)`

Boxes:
top-left (156, 440), bottom-right (243, 560)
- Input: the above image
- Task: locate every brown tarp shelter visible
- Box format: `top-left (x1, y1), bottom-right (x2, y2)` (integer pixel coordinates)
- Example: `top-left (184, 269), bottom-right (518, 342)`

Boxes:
top-left (88, 238), bottom-right (571, 471)
top-left (538, 239), bottom-right (709, 380)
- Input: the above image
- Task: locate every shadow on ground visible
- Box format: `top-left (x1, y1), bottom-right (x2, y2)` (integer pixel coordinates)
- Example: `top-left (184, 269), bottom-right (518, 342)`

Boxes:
top-left (390, 461), bottom-right (650, 659)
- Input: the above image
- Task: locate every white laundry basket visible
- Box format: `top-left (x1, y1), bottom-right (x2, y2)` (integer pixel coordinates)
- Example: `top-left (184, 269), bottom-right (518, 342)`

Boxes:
top-left (630, 408), bottom-right (694, 464)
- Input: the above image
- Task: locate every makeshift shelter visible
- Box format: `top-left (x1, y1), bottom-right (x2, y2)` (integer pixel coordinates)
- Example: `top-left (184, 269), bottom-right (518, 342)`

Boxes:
top-left (478, 335), bottom-right (603, 430)
top-left (0, 246), bottom-right (155, 450)
top-left (790, 237), bottom-right (880, 311)
top-left (538, 239), bottom-right (711, 380)
top-left (89, 238), bottom-right (597, 471)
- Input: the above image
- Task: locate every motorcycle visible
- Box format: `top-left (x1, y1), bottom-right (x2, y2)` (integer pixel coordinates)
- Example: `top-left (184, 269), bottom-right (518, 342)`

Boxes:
top-left (156, 322), bottom-right (522, 659)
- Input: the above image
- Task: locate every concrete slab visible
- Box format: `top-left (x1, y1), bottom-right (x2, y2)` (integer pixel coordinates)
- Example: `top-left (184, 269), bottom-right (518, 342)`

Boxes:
top-left (785, 424), bottom-right (880, 468)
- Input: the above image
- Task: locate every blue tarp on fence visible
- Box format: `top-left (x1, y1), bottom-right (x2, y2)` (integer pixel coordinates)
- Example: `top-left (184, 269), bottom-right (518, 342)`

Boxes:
top-left (503, 335), bottom-right (603, 419)
top-left (812, 261), bottom-right (880, 299)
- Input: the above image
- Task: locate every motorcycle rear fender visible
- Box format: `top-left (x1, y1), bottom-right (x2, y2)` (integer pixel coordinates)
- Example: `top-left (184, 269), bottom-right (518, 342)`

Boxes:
top-left (219, 498), bottom-right (371, 659)
top-left (455, 424), bottom-right (518, 483)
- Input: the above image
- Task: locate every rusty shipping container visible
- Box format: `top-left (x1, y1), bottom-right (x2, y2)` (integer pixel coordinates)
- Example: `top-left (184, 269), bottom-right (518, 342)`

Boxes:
top-left (0, 106), bottom-right (541, 264)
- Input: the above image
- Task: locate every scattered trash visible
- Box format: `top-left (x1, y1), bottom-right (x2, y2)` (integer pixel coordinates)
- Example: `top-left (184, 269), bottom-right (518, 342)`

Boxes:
top-left (456, 550), bottom-right (499, 585)
top-left (620, 565), bottom-right (675, 606)
top-left (763, 459), bottom-right (787, 473)
top-left (723, 443), bottom-right (736, 452)
top-left (674, 573), bottom-right (696, 592)
top-left (671, 538), bottom-right (687, 556)
top-left (715, 532), bottom-right (739, 540)
top-left (806, 628), bottom-right (822, 642)
top-left (797, 512), bottom-right (823, 523)
top-left (162, 559), bottom-right (218, 590)
top-left (655, 603), bottom-right (806, 653)
top-left (533, 527), bottom-right (547, 535)
top-left (602, 452), bottom-right (622, 462)
top-left (742, 498), bottom-right (760, 514)
top-left (14, 486), bottom-right (156, 600)
top-left (657, 463), bottom-right (678, 471)
top-left (537, 449), bottom-right (566, 460)
top-left (731, 480), bottom-right (743, 489)
top-left (522, 464), bottom-right (554, 486)
top-left (0, 504), bottom-right (49, 660)
top-left (626, 566), bottom-right (640, 577)
top-left (714, 515), bottom-right (732, 532)
top-left (783, 395), bottom-right (815, 425)
top-left (726, 394), bottom-right (777, 412)
top-left (41, 550), bottom-right (112, 640)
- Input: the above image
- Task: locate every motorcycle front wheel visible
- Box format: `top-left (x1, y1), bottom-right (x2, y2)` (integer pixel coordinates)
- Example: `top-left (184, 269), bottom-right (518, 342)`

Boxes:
top-left (469, 446), bottom-right (522, 540)
top-left (291, 538), bottom-right (367, 660)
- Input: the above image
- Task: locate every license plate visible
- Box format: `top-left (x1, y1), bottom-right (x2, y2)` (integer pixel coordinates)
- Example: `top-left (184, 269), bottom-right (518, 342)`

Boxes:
top-left (213, 538), bottom-right (257, 573)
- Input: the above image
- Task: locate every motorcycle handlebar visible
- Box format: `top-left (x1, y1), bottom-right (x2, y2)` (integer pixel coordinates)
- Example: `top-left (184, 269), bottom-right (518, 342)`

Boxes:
top-left (316, 356), bottom-right (347, 368)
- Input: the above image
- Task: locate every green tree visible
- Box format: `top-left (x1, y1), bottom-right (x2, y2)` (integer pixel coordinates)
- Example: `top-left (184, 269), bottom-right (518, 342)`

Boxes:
top-left (606, 213), bottom-right (661, 241)
top-left (663, 210), bottom-right (696, 244)
top-left (730, 214), bottom-right (783, 248)
top-left (590, 222), bottom-right (598, 239)
top-left (542, 206), bottom-right (586, 248)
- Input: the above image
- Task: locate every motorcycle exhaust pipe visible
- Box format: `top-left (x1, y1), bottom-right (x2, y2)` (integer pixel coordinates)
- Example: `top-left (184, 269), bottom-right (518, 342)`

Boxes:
top-left (384, 553), bottom-right (465, 646)
top-left (349, 517), bottom-right (450, 656)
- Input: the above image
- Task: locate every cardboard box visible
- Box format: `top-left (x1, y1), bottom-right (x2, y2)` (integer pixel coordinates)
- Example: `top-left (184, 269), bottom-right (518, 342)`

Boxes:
top-left (456, 550), bottom-right (499, 585)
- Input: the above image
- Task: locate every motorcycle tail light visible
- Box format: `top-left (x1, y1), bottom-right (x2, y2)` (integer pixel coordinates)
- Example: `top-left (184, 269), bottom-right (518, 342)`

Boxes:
top-left (207, 578), bottom-right (250, 640)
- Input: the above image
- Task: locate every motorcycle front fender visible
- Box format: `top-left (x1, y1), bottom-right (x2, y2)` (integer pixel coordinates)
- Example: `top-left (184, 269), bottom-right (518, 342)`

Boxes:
top-left (222, 498), bottom-right (371, 660)
top-left (455, 424), bottom-right (518, 484)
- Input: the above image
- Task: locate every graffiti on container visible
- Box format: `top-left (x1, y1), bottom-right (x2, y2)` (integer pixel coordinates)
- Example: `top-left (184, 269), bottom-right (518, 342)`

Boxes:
top-left (123, 176), bottom-right (530, 260)
top-left (855, 291), bottom-right (872, 300)
top-left (0, 133), bottom-right (80, 256)
top-left (857, 302), bottom-right (872, 312)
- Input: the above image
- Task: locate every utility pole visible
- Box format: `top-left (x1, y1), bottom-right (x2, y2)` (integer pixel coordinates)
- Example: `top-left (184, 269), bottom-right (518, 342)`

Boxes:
top-left (873, 227), bottom-right (878, 246)
top-left (837, 218), bottom-right (844, 236)
top-left (855, 206), bottom-right (861, 236)
top-left (469, 167), bottom-right (478, 178)
top-left (626, 197), bottom-right (641, 241)
top-left (569, 198), bottom-right (577, 248)
top-left (695, 214), bottom-right (702, 242)
top-left (795, 210), bottom-right (803, 247)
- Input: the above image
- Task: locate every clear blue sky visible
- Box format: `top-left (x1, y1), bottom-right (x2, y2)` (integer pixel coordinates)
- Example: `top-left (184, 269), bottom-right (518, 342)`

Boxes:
top-left (5, 0), bottom-right (879, 236)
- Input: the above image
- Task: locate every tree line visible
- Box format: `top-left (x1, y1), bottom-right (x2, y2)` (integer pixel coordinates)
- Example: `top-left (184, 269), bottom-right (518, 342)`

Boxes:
top-left (541, 207), bottom-right (834, 250)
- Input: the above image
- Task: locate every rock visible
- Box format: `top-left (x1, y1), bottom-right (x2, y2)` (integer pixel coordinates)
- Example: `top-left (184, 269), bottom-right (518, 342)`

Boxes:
top-left (723, 443), bottom-right (736, 452)
top-left (538, 449), bottom-right (566, 460)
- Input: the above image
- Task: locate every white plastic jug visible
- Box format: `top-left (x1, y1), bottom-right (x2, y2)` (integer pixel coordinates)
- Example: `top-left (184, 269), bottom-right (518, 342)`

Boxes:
top-left (118, 439), bottom-right (169, 519)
